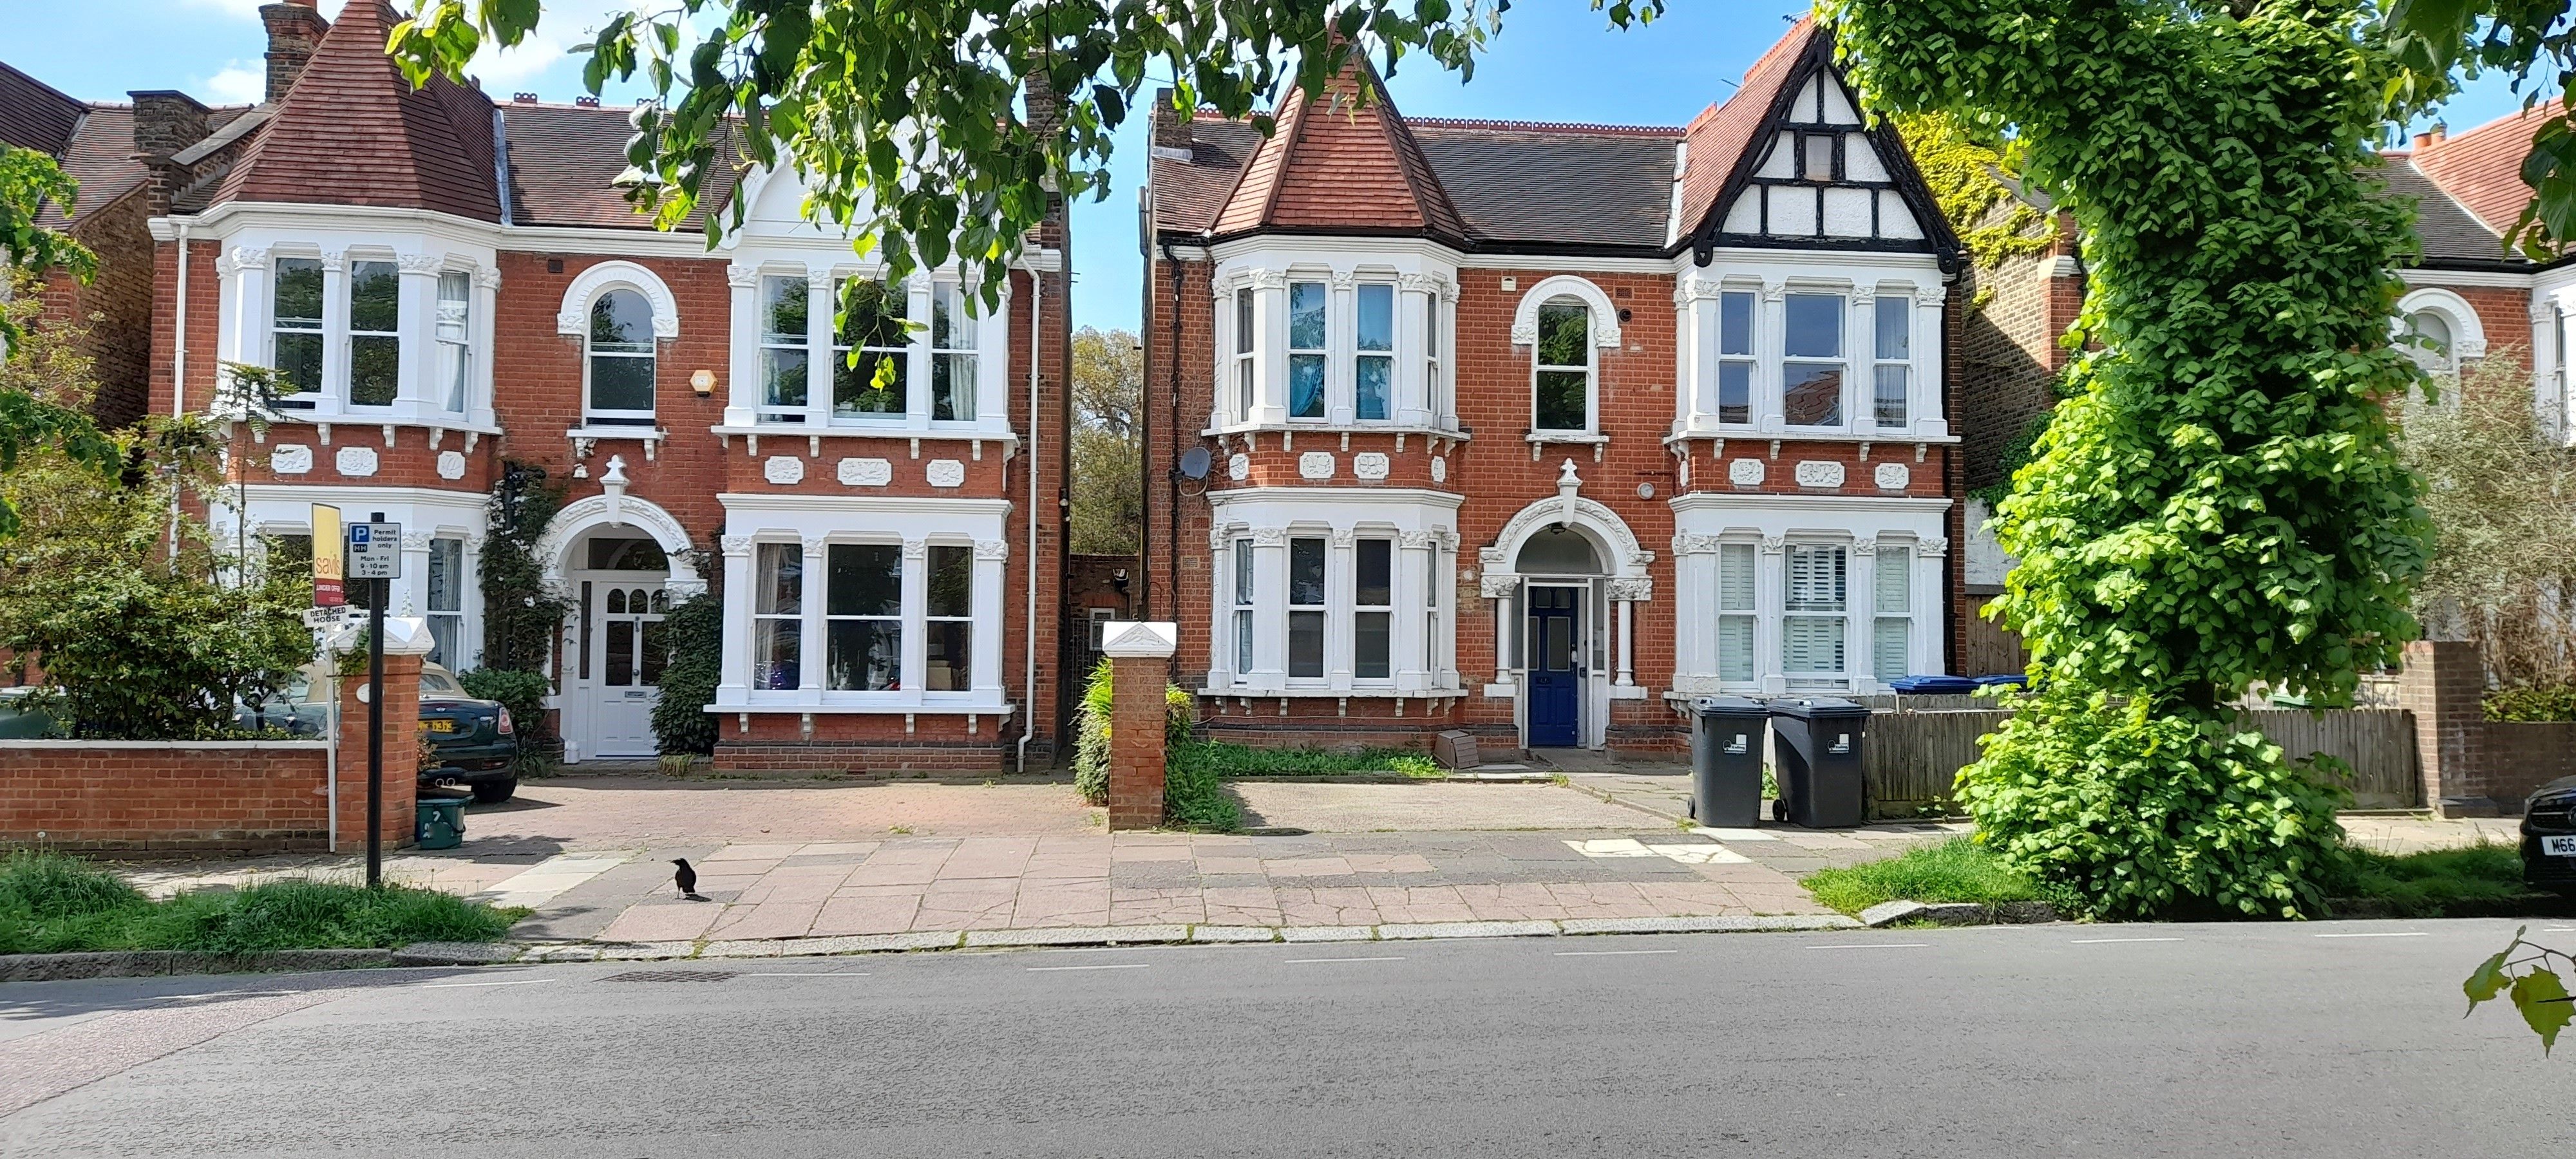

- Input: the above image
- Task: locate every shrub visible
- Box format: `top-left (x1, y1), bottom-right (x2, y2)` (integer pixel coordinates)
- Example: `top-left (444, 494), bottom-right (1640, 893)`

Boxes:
top-left (1956, 688), bottom-right (2351, 920)
top-left (2487, 684), bottom-right (2576, 723)
top-left (650, 594), bottom-right (722, 755)
top-left (1166, 741), bottom-right (1443, 779)
top-left (458, 668), bottom-right (551, 740)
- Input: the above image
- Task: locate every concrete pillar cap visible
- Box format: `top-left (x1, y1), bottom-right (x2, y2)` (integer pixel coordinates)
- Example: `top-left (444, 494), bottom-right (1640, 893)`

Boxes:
top-left (1101, 621), bottom-right (1179, 659)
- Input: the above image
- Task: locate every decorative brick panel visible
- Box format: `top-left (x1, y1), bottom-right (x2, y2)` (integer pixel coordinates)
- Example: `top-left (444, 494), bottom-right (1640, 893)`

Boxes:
top-left (0, 742), bottom-right (332, 853)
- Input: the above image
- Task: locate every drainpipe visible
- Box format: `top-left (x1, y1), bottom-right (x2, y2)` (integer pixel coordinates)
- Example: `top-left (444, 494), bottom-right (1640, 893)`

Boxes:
top-left (1017, 259), bottom-right (1043, 774)
top-left (168, 221), bottom-right (191, 563)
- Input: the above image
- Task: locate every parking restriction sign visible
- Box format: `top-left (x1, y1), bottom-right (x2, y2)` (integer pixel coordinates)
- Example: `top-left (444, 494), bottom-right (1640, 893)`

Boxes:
top-left (346, 522), bottom-right (402, 580)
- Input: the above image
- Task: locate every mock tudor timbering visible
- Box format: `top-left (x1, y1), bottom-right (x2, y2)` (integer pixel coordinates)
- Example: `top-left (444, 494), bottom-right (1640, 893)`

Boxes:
top-left (77, 0), bottom-right (1073, 771)
top-left (1142, 17), bottom-right (1969, 752)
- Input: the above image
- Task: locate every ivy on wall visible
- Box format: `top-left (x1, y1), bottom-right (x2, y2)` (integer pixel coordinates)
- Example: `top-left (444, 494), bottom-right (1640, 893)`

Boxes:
top-left (1895, 110), bottom-right (2056, 274)
top-left (1824, 0), bottom-right (2434, 918)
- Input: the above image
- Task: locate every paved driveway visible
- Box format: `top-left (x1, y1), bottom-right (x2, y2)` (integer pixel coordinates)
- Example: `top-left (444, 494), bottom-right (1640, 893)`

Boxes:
top-left (1228, 780), bottom-right (1667, 833)
top-left (466, 775), bottom-right (1101, 849)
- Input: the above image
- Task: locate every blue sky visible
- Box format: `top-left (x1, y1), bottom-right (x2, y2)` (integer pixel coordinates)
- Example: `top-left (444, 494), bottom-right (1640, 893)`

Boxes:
top-left (14, 1), bottom-right (2535, 334)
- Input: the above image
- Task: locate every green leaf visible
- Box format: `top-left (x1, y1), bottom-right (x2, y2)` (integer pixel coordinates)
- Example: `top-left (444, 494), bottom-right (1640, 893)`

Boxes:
top-left (2512, 968), bottom-right (2573, 1054)
top-left (2465, 947), bottom-right (2513, 1012)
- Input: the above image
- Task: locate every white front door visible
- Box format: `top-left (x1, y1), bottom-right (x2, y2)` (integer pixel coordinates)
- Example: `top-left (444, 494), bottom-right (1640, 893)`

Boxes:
top-left (574, 576), bottom-right (666, 759)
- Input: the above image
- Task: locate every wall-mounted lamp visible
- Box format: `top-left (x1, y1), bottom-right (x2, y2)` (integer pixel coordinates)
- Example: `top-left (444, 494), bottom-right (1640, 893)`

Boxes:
top-left (1111, 568), bottom-right (1131, 594)
top-left (600, 454), bottom-right (630, 527)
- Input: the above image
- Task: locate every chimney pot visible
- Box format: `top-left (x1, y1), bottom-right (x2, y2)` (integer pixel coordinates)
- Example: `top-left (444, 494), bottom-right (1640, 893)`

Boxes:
top-left (1149, 86), bottom-right (1194, 153)
top-left (2413, 130), bottom-right (2434, 149)
top-left (514, 92), bottom-right (540, 103)
top-left (574, 96), bottom-right (600, 108)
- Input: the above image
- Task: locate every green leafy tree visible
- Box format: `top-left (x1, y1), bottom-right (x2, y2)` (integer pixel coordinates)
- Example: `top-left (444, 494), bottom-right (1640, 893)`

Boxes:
top-left (1825, 0), bottom-right (2435, 916)
top-left (1071, 326), bottom-right (1142, 555)
top-left (2385, 0), bottom-right (2576, 252)
top-left (0, 153), bottom-right (117, 541)
top-left (386, 0), bottom-right (1664, 303)
top-left (0, 293), bottom-right (310, 739)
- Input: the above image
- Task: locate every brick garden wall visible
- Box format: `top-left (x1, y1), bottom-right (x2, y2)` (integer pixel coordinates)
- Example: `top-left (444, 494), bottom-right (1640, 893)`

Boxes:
top-left (0, 741), bottom-right (332, 853)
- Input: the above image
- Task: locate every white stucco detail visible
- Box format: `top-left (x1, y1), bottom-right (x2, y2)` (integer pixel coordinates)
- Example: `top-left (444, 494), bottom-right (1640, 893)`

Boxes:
top-left (1508, 274), bottom-right (1623, 348)
top-left (762, 456), bottom-right (805, 485)
top-left (556, 259), bottom-right (681, 339)
top-left (1298, 451), bottom-right (1336, 480)
top-left (1352, 452), bottom-right (1390, 480)
top-left (335, 446), bottom-right (379, 477)
top-left (1227, 453), bottom-right (1251, 481)
top-left (1874, 462), bottom-right (1910, 491)
top-left (1794, 461), bottom-right (1845, 489)
top-left (436, 450), bottom-right (467, 480)
top-left (1728, 458), bottom-right (1765, 486)
top-left (926, 459), bottom-right (967, 487)
top-left (1430, 456), bottom-right (1447, 484)
top-left (837, 457), bottom-right (893, 487)
top-left (271, 444), bottom-right (313, 475)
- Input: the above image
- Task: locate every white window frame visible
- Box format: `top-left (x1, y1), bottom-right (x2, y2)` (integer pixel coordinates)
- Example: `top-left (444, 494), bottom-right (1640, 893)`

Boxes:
top-left (823, 541), bottom-right (905, 693)
top-left (1531, 295), bottom-right (1598, 434)
top-left (1781, 291), bottom-right (1847, 432)
top-left (1782, 541), bottom-right (1852, 689)
top-left (1716, 541), bottom-right (1758, 685)
top-left (1286, 280), bottom-right (1329, 422)
top-left (1287, 534), bottom-right (1329, 681)
top-left (929, 282), bottom-right (980, 422)
top-left (583, 287), bottom-right (661, 426)
top-left (1233, 287), bottom-right (1256, 422)
top-left (751, 542), bottom-right (804, 692)
top-left (1872, 541), bottom-right (1913, 684)
top-left (1352, 536), bottom-right (1396, 682)
top-left (1352, 281), bottom-right (1396, 424)
top-left (425, 536), bottom-right (466, 669)
top-left (835, 275), bottom-right (912, 424)
top-left (1871, 294), bottom-right (1910, 429)
top-left (922, 543), bottom-right (976, 693)
top-left (344, 258), bottom-right (402, 409)
top-left (1715, 289), bottom-right (1757, 427)
top-left (1232, 536), bottom-right (1255, 681)
top-left (269, 255), bottom-right (326, 407)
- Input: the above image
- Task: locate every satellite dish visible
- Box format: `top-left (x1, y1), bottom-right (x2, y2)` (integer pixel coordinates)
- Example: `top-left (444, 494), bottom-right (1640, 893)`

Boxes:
top-left (1179, 446), bottom-right (1213, 480)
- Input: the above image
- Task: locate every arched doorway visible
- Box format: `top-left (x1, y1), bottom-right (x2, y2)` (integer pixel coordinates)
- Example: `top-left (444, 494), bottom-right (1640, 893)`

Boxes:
top-left (1516, 527), bottom-right (1602, 748)
top-left (536, 493), bottom-right (703, 762)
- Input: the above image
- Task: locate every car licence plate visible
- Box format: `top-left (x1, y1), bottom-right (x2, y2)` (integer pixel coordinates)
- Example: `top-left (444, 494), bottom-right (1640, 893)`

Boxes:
top-left (2544, 835), bottom-right (2576, 858)
top-left (425, 719), bottom-right (456, 733)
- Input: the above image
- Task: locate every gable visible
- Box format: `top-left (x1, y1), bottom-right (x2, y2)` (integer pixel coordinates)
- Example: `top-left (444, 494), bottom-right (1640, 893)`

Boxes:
top-left (1713, 71), bottom-right (1929, 245)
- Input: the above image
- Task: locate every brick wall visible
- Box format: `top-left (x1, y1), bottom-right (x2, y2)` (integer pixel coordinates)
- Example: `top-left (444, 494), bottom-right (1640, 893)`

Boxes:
top-left (31, 188), bottom-right (158, 429)
top-left (1107, 653), bottom-right (1168, 828)
top-left (2398, 639), bottom-right (2576, 815)
top-left (0, 741), bottom-right (332, 853)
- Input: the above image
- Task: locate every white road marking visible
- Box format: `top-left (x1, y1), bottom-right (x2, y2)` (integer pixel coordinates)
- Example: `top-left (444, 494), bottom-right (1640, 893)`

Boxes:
top-left (1027, 963), bottom-right (1151, 972)
top-left (417, 978), bottom-right (559, 988)
top-left (743, 972), bottom-right (873, 977)
top-left (2316, 932), bottom-right (2430, 939)
top-left (1284, 956), bottom-right (1406, 964)
top-left (1806, 943), bottom-right (1929, 950)
top-left (2072, 937), bottom-right (2184, 944)
top-left (1555, 949), bottom-right (1679, 957)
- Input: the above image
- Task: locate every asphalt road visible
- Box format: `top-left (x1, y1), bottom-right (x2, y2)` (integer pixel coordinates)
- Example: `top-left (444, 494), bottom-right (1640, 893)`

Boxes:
top-left (4, 920), bottom-right (2571, 1157)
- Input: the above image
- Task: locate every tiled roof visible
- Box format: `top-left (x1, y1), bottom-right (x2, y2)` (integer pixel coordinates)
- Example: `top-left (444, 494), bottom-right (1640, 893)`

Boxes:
top-left (1153, 118), bottom-right (1264, 235)
top-left (1207, 60), bottom-right (1468, 243)
top-left (0, 61), bottom-right (86, 156)
top-left (2382, 156), bottom-right (2524, 269)
top-left (2409, 108), bottom-right (2548, 238)
top-left (1676, 15), bottom-right (1817, 240)
top-left (500, 102), bottom-right (736, 231)
top-left (35, 107), bottom-right (148, 231)
top-left (213, 1), bottom-right (502, 221)
top-left (1410, 122), bottom-right (1677, 250)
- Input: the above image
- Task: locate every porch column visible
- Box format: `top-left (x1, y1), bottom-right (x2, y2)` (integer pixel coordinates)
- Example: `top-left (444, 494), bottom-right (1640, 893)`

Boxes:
top-left (393, 254), bottom-right (439, 410)
top-left (1757, 280), bottom-right (1786, 433)
top-left (723, 264), bottom-right (760, 426)
top-left (798, 536), bottom-right (828, 705)
top-left (1756, 537), bottom-right (1787, 695)
top-left (1249, 270), bottom-right (1288, 424)
top-left (1396, 274), bottom-right (1437, 427)
top-left (1247, 527), bottom-right (1287, 692)
top-left (1615, 596), bottom-right (1635, 688)
top-left (972, 539), bottom-right (1007, 699)
top-left (805, 269), bottom-right (835, 427)
top-left (715, 535), bottom-right (754, 702)
top-left (1395, 530), bottom-right (1434, 692)
top-left (900, 538), bottom-right (929, 706)
top-left (1327, 527), bottom-right (1354, 688)
top-left (470, 268), bottom-right (500, 427)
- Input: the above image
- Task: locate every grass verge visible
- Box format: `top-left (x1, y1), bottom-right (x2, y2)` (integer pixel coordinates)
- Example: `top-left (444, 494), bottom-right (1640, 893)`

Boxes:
top-left (0, 851), bottom-right (529, 956)
top-left (1799, 838), bottom-right (2051, 916)
top-left (2325, 843), bottom-right (2528, 916)
top-left (1169, 740), bottom-right (1444, 780)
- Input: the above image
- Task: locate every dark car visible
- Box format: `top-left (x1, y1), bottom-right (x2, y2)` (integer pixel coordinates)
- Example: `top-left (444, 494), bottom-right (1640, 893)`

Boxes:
top-left (415, 664), bottom-right (521, 803)
top-left (2521, 778), bottom-right (2576, 894)
top-left (259, 663), bottom-right (522, 804)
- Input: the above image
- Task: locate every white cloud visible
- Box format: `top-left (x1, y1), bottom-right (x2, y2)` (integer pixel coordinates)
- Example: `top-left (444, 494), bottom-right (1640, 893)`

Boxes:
top-left (204, 62), bottom-right (265, 104)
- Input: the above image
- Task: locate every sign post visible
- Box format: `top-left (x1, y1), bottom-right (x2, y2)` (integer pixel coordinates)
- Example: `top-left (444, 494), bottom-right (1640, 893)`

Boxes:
top-left (346, 516), bottom-right (401, 888)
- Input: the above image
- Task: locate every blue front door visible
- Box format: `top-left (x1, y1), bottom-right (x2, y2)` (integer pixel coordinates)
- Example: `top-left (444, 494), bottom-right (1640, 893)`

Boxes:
top-left (1527, 586), bottom-right (1582, 747)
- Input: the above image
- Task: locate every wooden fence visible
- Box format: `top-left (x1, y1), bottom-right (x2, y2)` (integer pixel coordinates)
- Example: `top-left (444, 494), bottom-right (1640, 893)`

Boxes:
top-left (1862, 708), bottom-right (2422, 817)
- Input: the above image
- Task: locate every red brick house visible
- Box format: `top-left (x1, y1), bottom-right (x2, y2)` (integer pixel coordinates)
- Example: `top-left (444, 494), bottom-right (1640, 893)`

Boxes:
top-left (1139, 20), bottom-right (1967, 753)
top-left (119, 0), bottom-right (1073, 770)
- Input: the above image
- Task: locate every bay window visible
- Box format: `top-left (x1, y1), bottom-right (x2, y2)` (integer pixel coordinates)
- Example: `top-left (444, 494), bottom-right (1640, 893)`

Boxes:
top-left (346, 260), bottom-right (400, 407)
top-left (1356, 283), bottom-right (1394, 422)
top-left (752, 543), bottom-right (802, 690)
top-left (1354, 538), bottom-right (1394, 680)
top-left (1873, 296), bottom-right (1910, 428)
top-left (1233, 288), bottom-right (1256, 419)
top-left (930, 284), bottom-right (978, 421)
top-left (1873, 547), bottom-right (1912, 683)
top-left (1782, 293), bottom-right (1844, 428)
top-left (270, 258), bottom-right (323, 402)
top-left (1717, 290), bottom-right (1755, 425)
top-left (1716, 543), bottom-right (1756, 683)
top-left (825, 543), bottom-right (902, 691)
top-left (759, 276), bottom-right (810, 422)
top-left (1424, 294), bottom-right (1444, 423)
top-left (1288, 281), bottom-right (1328, 420)
top-left (837, 278), bottom-right (909, 418)
top-left (925, 545), bottom-right (974, 691)
top-left (1232, 538), bottom-right (1255, 675)
top-left (1783, 543), bottom-right (1849, 685)
top-left (1288, 536), bottom-right (1327, 678)
top-left (426, 537), bottom-right (464, 668)
top-left (434, 272), bottom-right (470, 413)
top-left (1533, 297), bottom-right (1595, 433)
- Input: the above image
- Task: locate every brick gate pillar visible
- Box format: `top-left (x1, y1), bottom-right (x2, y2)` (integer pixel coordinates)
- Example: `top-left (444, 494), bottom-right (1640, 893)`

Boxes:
top-left (2398, 639), bottom-right (2490, 816)
top-left (332, 617), bottom-right (436, 851)
top-left (1101, 621), bottom-right (1179, 831)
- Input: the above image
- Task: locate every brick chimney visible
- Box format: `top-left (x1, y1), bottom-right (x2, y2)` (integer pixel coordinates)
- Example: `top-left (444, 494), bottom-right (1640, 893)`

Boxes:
top-left (1150, 87), bottom-right (1193, 154)
top-left (128, 90), bottom-right (213, 214)
top-left (259, 0), bottom-right (331, 104)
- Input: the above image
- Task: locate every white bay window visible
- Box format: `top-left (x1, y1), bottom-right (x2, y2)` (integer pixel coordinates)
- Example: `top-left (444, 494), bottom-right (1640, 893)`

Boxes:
top-left (1204, 497), bottom-right (1459, 696)
top-left (721, 265), bottom-right (1008, 433)
top-left (1676, 274), bottom-right (1941, 438)
top-left (1210, 262), bottom-right (1457, 431)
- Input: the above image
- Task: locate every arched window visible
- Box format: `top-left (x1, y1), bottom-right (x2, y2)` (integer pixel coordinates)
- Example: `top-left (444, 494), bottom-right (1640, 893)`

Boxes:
top-left (1533, 296), bottom-right (1594, 433)
top-left (587, 288), bottom-right (658, 424)
top-left (2402, 309), bottom-right (2455, 375)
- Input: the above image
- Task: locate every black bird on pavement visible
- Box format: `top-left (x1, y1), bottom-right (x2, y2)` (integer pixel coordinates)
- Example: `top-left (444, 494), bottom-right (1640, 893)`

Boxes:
top-left (672, 858), bottom-right (701, 900)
